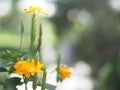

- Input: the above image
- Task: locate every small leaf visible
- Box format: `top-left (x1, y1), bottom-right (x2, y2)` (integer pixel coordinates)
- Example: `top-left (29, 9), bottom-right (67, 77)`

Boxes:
top-left (9, 66), bottom-right (15, 74)
top-left (9, 77), bottom-right (23, 86)
top-left (0, 67), bottom-right (7, 72)
top-left (3, 77), bottom-right (21, 90)
top-left (0, 60), bottom-right (13, 67)
top-left (0, 72), bottom-right (8, 84)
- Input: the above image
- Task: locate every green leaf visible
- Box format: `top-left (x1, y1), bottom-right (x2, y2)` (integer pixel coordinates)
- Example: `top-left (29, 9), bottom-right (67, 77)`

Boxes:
top-left (9, 77), bottom-right (23, 86)
top-left (2, 77), bottom-right (23, 90)
top-left (0, 67), bottom-right (7, 72)
top-left (9, 66), bottom-right (15, 74)
top-left (0, 72), bottom-right (8, 84)
top-left (0, 50), bottom-right (19, 61)
top-left (0, 60), bottom-right (13, 67)
top-left (0, 49), bottom-right (28, 62)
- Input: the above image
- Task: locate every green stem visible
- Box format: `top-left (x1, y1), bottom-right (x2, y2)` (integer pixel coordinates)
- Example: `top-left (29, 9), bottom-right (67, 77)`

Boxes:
top-left (25, 83), bottom-right (27, 90)
top-left (35, 51), bottom-right (40, 62)
top-left (33, 73), bottom-right (38, 90)
top-left (57, 54), bottom-right (61, 82)
top-left (24, 77), bottom-right (29, 90)
top-left (41, 67), bottom-right (47, 90)
top-left (20, 33), bottom-right (23, 49)
top-left (20, 20), bottom-right (24, 49)
top-left (30, 13), bottom-right (37, 51)
top-left (37, 24), bottom-right (42, 62)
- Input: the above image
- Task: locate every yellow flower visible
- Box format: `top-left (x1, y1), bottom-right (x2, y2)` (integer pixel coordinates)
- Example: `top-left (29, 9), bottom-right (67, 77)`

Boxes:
top-left (21, 6), bottom-right (48, 16)
top-left (60, 67), bottom-right (71, 80)
top-left (14, 59), bottom-right (44, 78)
top-left (30, 59), bottom-right (44, 76)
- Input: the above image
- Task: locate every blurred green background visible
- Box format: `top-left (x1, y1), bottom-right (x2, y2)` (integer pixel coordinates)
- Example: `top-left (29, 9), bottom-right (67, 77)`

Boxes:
top-left (0, 0), bottom-right (120, 90)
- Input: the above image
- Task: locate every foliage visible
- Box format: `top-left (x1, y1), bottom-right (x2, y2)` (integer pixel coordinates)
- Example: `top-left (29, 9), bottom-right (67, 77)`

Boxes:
top-left (0, 4), bottom-right (71, 90)
top-left (1, 0), bottom-right (120, 90)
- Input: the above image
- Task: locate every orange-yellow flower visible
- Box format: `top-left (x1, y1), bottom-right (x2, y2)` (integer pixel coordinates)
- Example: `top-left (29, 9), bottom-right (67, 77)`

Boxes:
top-left (30, 59), bottom-right (44, 76)
top-left (60, 67), bottom-right (71, 80)
top-left (21, 6), bottom-right (48, 16)
top-left (14, 59), bottom-right (44, 78)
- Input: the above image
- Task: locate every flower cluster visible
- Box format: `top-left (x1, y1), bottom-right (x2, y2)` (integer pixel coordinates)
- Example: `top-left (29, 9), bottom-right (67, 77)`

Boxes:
top-left (21, 6), bottom-right (48, 16)
top-left (14, 59), bottom-right (44, 78)
top-left (0, 4), bottom-right (72, 90)
top-left (60, 67), bottom-right (71, 80)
